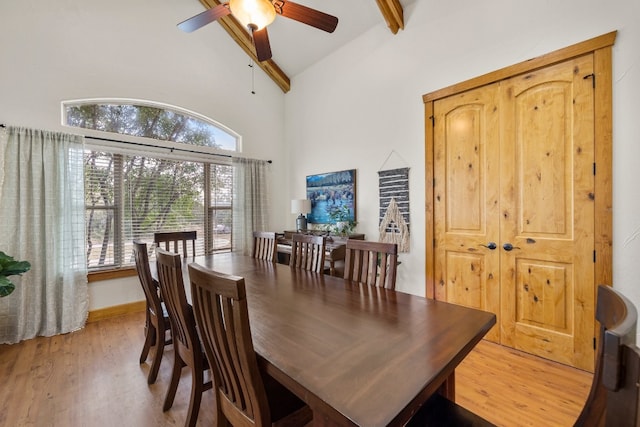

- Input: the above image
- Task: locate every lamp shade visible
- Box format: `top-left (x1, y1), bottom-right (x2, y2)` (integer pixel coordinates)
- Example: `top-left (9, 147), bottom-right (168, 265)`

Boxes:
top-left (229, 0), bottom-right (277, 30)
top-left (291, 199), bottom-right (311, 214)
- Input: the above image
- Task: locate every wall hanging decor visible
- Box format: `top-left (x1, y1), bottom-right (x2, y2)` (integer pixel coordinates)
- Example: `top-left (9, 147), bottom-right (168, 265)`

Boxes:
top-left (378, 165), bottom-right (410, 252)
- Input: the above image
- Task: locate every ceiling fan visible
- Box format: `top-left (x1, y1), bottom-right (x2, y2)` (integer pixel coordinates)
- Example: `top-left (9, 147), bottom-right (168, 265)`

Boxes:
top-left (178, 0), bottom-right (339, 62)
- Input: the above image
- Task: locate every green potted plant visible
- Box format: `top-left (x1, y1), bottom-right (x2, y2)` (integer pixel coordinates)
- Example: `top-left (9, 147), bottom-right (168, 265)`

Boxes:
top-left (327, 204), bottom-right (357, 236)
top-left (0, 251), bottom-right (31, 297)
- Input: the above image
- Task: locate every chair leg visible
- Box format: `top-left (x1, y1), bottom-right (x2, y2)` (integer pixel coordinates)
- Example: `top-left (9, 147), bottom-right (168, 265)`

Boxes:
top-left (185, 366), bottom-right (204, 427)
top-left (163, 354), bottom-right (185, 411)
top-left (139, 312), bottom-right (154, 364)
top-left (147, 326), bottom-right (164, 384)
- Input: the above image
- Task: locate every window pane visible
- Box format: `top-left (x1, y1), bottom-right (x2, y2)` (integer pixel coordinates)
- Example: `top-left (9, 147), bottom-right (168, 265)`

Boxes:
top-left (85, 151), bottom-right (115, 207)
top-left (211, 164), bottom-right (233, 206)
top-left (65, 102), bottom-right (238, 151)
top-left (210, 164), bottom-right (233, 253)
top-left (211, 208), bottom-right (232, 251)
top-left (85, 152), bottom-right (117, 268)
top-left (125, 156), bottom-right (206, 262)
top-left (86, 208), bottom-right (116, 268)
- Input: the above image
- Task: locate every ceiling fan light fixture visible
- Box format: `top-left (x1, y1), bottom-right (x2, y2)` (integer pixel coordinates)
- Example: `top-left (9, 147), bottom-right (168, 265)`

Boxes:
top-left (229, 0), bottom-right (276, 30)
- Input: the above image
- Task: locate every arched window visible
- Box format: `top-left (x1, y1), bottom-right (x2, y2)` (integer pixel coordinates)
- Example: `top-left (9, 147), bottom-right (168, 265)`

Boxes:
top-left (63, 99), bottom-right (240, 152)
top-left (62, 99), bottom-right (238, 270)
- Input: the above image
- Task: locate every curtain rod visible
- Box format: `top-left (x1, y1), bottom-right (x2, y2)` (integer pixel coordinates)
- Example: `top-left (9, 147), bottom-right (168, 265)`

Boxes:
top-left (85, 136), bottom-right (273, 163)
top-left (0, 124), bottom-right (272, 163)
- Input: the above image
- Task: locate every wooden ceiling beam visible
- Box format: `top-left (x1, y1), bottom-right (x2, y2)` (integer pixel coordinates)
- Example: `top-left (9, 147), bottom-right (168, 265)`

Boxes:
top-left (198, 0), bottom-right (291, 93)
top-left (376, 0), bottom-right (404, 34)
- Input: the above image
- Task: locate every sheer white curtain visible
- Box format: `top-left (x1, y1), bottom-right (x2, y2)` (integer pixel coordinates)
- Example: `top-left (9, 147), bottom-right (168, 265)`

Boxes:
top-left (0, 126), bottom-right (88, 344)
top-left (232, 158), bottom-right (270, 255)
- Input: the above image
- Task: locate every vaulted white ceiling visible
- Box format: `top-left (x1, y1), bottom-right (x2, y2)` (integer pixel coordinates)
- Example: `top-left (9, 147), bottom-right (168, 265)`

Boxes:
top-left (180, 0), bottom-right (416, 91)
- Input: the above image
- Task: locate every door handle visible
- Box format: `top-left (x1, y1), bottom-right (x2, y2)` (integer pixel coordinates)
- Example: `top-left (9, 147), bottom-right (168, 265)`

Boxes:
top-left (503, 243), bottom-right (520, 251)
top-left (480, 242), bottom-right (497, 250)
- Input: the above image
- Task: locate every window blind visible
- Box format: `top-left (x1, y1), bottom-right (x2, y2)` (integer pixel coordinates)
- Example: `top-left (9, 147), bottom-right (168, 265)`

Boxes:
top-left (85, 150), bottom-right (231, 269)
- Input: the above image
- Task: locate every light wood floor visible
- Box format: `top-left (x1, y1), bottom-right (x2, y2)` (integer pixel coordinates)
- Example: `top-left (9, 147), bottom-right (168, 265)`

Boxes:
top-left (0, 312), bottom-right (592, 426)
top-left (456, 339), bottom-right (592, 426)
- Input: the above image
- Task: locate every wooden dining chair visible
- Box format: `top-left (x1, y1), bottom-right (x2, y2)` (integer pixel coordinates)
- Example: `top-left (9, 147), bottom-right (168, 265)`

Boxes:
top-left (574, 284), bottom-right (639, 427)
top-left (154, 231), bottom-right (197, 258)
top-left (156, 248), bottom-right (212, 427)
top-left (252, 231), bottom-right (278, 262)
top-left (343, 240), bottom-right (398, 290)
top-left (132, 240), bottom-right (171, 384)
top-left (289, 233), bottom-right (326, 273)
top-left (188, 262), bottom-right (313, 427)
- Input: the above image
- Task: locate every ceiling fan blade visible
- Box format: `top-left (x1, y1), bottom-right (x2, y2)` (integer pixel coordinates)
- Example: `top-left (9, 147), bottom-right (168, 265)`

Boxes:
top-left (177, 4), bottom-right (231, 33)
top-left (276, 1), bottom-right (338, 33)
top-left (251, 26), bottom-right (272, 62)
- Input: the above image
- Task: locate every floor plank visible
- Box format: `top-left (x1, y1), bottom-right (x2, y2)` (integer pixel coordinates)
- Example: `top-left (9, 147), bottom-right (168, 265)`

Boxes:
top-left (0, 312), bottom-right (592, 426)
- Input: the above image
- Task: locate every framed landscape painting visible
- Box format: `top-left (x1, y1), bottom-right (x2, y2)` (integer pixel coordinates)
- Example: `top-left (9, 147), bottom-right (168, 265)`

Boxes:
top-left (306, 169), bottom-right (356, 224)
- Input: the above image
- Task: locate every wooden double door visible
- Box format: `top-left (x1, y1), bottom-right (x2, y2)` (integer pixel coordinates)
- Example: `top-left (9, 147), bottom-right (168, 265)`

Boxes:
top-left (430, 54), bottom-right (599, 371)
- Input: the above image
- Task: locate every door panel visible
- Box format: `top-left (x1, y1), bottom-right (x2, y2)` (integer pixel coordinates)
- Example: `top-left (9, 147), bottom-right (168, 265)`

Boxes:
top-left (516, 260), bottom-right (570, 332)
top-left (434, 86), bottom-right (501, 342)
top-left (445, 253), bottom-right (485, 307)
top-left (500, 55), bottom-right (595, 370)
top-left (517, 82), bottom-right (572, 235)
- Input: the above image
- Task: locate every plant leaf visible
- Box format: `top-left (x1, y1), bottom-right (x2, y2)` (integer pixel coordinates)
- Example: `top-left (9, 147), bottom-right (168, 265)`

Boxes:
top-left (0, 276), bottom-right (16, 297)
top-left (1, 260), bottom-right (31, 276)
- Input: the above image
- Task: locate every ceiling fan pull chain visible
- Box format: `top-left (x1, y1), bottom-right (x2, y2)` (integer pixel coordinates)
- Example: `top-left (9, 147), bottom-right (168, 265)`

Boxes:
top-left (248, 60), bottom-right (256, 95)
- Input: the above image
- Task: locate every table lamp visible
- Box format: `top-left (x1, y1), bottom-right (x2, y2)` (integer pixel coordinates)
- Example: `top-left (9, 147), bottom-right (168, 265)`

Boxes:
top-left (291, 199), bottom-right (311, 231)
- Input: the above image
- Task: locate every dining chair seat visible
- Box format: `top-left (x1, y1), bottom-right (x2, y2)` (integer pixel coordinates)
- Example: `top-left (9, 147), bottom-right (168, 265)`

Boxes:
top-left (133, 240), bottom-right (171, 385)
top-left (156, 248), bottom-right (212, 427)
top-left (189, 262), bottom-right (313, 427)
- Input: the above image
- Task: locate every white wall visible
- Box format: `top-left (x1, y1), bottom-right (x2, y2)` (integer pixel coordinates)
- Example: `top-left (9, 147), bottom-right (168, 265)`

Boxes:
top-left (284, 0), bottom-right (640, 310)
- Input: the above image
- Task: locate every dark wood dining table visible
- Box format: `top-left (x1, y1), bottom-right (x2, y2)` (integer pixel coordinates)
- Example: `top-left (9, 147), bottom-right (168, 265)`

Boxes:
top-left (151, 252), bottom-right (496, 427)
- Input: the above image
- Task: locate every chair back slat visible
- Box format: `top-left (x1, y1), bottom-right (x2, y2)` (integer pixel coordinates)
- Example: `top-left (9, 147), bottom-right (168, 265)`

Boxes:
top-left (290, 234), bottom-right (326, 273)
top-left (575, 284), bottom-right (639, 427)
top-left (252, 231), bottom-right (277, 262)
top-left (189, 263), bottom-right (272, 427)
top-left (344, 240), bottom-right (398, 290)
top-left (154, 231), bottom-right (197, 258)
